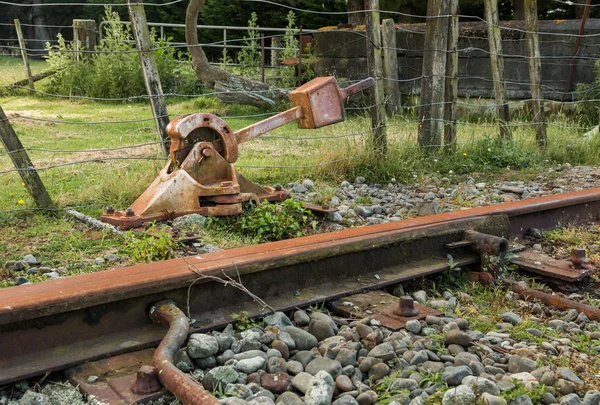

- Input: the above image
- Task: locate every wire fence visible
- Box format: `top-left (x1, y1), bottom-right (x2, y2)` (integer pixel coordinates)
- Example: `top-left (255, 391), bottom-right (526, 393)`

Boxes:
top-left (1, 0), bottom-right (600, 217)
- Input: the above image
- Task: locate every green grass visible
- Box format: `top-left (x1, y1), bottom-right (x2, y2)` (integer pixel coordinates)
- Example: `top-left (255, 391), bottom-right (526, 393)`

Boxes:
top-left (2, 55), bottom-right (600, 285)
top-left (0, 55), bottom-right (48, 86)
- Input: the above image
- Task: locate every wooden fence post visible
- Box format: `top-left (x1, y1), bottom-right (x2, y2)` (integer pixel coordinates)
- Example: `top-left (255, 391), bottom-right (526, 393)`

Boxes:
top-left (484, 0), bottom-right (512, 140)
top-left (365, 0), bottom-right (387, 156)
top-left (418, 0), bottom-right (449, 149)
top-left (443, 0), bottom-right (459, 150)
top-left (381, 18), bottom-right (401, 115)
top-left (13, 19), bottom-right (34, 90)
top-left (73, 19), bottom-right (97, 61)
top-left (127, 0), bottom-right (170, 156)
top-left (0, 106), bottom-right (54, 209)
top-left (524, 0), bottom-right (547, 147)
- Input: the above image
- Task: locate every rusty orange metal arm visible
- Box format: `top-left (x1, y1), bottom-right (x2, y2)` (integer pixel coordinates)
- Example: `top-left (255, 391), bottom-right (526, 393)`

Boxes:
top-left (234, 106), bottom-right (303, 145)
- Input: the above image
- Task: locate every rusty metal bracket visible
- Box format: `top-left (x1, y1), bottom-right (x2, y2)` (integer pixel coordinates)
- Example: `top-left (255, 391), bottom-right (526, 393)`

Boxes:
top-left (511, 248), bottom-right (597, 282)
top-left (101, 77), bottom-right (374, 229)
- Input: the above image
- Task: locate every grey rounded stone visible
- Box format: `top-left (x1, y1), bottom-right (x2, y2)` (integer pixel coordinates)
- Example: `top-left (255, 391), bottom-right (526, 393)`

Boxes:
top-left (306, 357), bottom-right (342, 378)
top-left (293, 351), bottom-right (316, 368)
top-left (268, 357), bottom-right (288, 373)
top-left (410, 350), bottom-right (428, 366)
top-left (204, 366), bottom-right (239, 391)
top-left (18, 391), bottom-right (50, 405)
top-left (294, 310), bottom-right (310, 327)
top-left (583, 391), bottom-right (600, 405)
top-left (334, 348), bottom-right (357, 367)
top-left (195, 356), bottom-right (217, 369)
top-left (499, 312), bottom-right (523, 325)
top-left (481, 393), bottom-right (507, 405)
top-left (367, 342), bottom-right (395, 361)
top-left (238, 357), bottom-right (266, 374)
top-left (405, 320), bottom-right (421, 334)
top-left (390, 378), bottom-right (419, 391)
top-left (442, 385), bottom-right (475, 405)
top-left (442, 366), bottom-right (473, 386)
top-left (305, 370), bottom-right (335, 405)
top-left (332, 396), bottom-right (359, 405)
top-left (284, 327), bottom-right (318, 351)
top-left (286, 360), bottom-right (304, 375)
top-left (368, 362), bottom-right (390, 381)
top-left (336, 375), bottom-right (354, 392)
top-left (264, 312), bottom-right (293, 330)
top-left (23, 254), bottom-right (38, 266)
top-left (507, 356), bottom-right (536, 373)
top-left (188, 334), bottom-right (219, 359)
top-left (291, 372), bottom-right (313, 394)
top-left (413, 291), bottom-right (428, 304)
top-left (444, 330), bottom-right (472, 347)
top-left (561, 394), bottom-right (582, 405)
top-left (275, 392), bottom-right (305, 405)
top-left (509, 396), bottom-right (533, 405)
top-left (461, 376), bottom-right (500, 395)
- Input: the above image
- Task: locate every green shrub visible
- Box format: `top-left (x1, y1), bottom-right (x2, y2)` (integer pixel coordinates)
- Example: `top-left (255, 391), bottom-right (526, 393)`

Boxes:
top-left (237, 12), bottom-right (261, 77)
top-left (576, 60), bottom-right (600, 125)
top-left (238, 199), bottom-right (317, 242)
top-left (123, 224), bottom-right (178, 263)
top-left (44, 6), bottom-right (201, 99)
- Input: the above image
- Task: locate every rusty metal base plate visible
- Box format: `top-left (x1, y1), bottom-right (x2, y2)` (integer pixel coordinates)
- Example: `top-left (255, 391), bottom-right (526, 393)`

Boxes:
top-left (512, 250), bottom-right (598, 282)
top-left (66, 349), bottom-right (168, 405)
top-left (331, 291), bottom-right (443, 330)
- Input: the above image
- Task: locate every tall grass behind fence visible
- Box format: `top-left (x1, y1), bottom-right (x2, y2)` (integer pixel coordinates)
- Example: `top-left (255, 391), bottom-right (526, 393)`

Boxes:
top-left (1, 0), bottom-right (600, 218)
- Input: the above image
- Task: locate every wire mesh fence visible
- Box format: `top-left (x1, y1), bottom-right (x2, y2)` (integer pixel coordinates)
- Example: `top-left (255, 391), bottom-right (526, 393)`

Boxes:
top-left (1, 0), bottom-right (600, 217)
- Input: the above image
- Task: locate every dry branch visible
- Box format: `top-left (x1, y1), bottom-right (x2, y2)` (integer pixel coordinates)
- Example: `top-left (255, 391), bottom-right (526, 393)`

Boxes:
top-left (186, 0), bottom-right (288, 108)
top-left (65, 209), bottom-right (123, 236)
top-left (185, 258), bottom-right (274, 319)
top-left (9, 69), bottom-right (57, 88)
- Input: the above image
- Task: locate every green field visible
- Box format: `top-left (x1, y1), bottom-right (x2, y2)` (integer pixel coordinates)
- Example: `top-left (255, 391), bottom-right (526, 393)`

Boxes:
top-left (1, 55), bottom-right (600, 284)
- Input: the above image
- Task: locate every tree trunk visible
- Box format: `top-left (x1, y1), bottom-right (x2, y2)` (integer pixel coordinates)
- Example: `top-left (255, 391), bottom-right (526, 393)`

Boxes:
top-left (186, 0), bottom-right (287, 108)
top-left (348, 0), bottom-right (366, 26)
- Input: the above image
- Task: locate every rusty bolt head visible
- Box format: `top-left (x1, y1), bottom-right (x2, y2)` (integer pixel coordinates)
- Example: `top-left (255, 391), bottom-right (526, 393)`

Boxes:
top-left (130, 365), bottom-right (162, 395)
top-left (105, 206), bottom-right (115, 214)
top-left (126, 207), bottom-right (135, 217)
top-left (221, 181), bottom-right (234, 187)
top-left (393, 296), bottom-right (419, 317)
top-left (570, 248), bottom-right (588, 269)
top-left (202, 148), bottom-right (212, 157)
top-left (274, 184), bottom-right (283, 191)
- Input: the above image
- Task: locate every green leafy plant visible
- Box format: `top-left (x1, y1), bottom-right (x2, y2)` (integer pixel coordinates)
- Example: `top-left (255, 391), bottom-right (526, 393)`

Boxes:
top-left (499, 381), bottom-right (547, 402)
top-left (123, 224), bottom-right (178, 263)
top-left (238, 199), bottom-right (317, 242)
top-left (44, 6), bottom-right (200, 99)
top-left (237, 12), bottom-right (261, 77)
top-left (372, 372), bottom-right (411, 404)
top-left (231, 310), bottom-right (260, 331)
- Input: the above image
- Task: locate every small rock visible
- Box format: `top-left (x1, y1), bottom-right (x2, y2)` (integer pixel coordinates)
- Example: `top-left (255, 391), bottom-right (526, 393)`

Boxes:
top-left (305, 358), bottom-right (342, 378)
top-left (264, 312), bottom-right (293, 330)
top-left (499, 312), bottom-right (522, 325)
top-left (507, 356), bottom-right (536, 373)
top-left (442, 385), bottom-right (475, 405)
top-left (22, 254), bottom-right (38, 266)
top-left (405, 320), bottom-right (421, 334)
top-left (17, 391), bottom-right (50, 405)
top-left (442, 366), bottom-right (473, 386)
top-left (87, 375), bottom-right (99, 384)
top-left (413, 291), bottom-right (428, 304)
top-left (103, 253), bottom-right (120, 263)
top-left (261, 372), bottom-right (291, 394)
top-left (444, 330), bottom-right (473, 347)
top-left (238, 357), bottom-right (266, 374)
top-left (336, 375), bottom-right (354, 392)
top-left (284, 327), bottom-right (318, 351)
top-left (305, 370), bottom-right (334, 405)
top-left (188, 334), bottom-right (219, 359)
top-left (294, 310), bottom-right (310, 327)
top-left (481, 393), bottom-right (507, 405)
top-left (560, 394), bottom-right (582, 405)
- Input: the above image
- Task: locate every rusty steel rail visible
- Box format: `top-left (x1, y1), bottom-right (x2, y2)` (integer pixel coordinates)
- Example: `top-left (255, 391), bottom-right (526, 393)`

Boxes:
top-left (0, 188), bottom-right (599, 385)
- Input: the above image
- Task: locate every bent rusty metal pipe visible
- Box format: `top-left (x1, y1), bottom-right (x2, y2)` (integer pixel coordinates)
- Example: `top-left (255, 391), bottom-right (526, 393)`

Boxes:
top-left (510, 282), bottom-right (600, 322)
top-left (463, 230), bottom-right (508, 256)
top-left (149, 300), bottom-right (220, 405)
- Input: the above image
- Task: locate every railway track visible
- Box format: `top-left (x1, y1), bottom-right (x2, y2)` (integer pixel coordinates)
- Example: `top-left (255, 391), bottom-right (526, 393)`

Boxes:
top-left (1, 188), bottom-right (599, 402)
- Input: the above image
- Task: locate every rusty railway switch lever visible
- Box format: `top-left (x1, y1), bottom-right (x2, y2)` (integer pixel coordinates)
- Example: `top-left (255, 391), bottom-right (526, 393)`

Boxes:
top-left (101, 77), bottom-right (374, 229)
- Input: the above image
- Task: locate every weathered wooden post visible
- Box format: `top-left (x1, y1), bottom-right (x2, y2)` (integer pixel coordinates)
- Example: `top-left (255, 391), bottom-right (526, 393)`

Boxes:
top-left (13, 19), bottom-right (34, 90)
top-left (0, 106), bottom-right (54, 209)
top-left (418, 0), bottom-right (450, 149)
top-left (73, 19), bottom-right (97, 61)
top-left (443, 0), bottom-right (459, 150)
top-left (382, 18), bottom-right (401, 115)
top-left (484, 0), bottom-right (512, 140)
top-left (271, 37), bottom-right (282, 66)
top-left (127, 0), bottom-right (170, 156)
top-left (365, 0), bottom-right (387, 155)
top-left (524, 0), bottom-right (547, 147)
